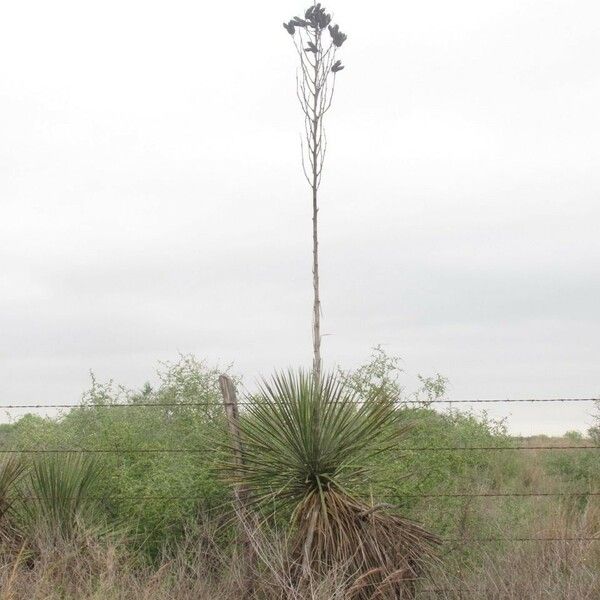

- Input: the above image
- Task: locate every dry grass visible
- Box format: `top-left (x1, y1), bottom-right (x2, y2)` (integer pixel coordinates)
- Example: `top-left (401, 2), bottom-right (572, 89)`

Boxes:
top-left (1, 505), bottom-right (598, 600)
top-left (0, 532), bottom-right (355, 600)
top-left (1, 541), bottom-right (598, 600)
top-left (421, 503), bottom-right (600, 599)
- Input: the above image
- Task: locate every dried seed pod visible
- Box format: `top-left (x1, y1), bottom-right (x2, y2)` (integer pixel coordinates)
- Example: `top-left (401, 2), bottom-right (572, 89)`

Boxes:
top-left (335, 33), bottom-right (347, 47)
top-left (329, 24), bottom-right (347, 47)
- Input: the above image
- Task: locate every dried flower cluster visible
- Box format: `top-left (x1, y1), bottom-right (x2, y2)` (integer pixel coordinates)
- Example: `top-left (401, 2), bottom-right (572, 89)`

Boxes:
top-left (283, 3), bottom-right (347, 72)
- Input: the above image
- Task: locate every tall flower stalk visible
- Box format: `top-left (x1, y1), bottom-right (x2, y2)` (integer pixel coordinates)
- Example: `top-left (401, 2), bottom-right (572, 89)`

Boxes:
top-left (283, 4), bottom-right (347, 383)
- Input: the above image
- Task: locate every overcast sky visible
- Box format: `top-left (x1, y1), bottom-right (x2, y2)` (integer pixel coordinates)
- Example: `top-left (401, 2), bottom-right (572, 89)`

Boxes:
top-left (1, 0), bottom-right (599, 435)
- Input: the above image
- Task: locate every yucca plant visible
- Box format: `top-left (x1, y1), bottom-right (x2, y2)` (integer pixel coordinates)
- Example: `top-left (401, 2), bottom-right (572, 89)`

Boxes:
top-left (21, 453), bottom-right (106, 542)
top-left (0, 457), bottom-right (26, 542)
top-left (234, 371), bottom-right (439, 597)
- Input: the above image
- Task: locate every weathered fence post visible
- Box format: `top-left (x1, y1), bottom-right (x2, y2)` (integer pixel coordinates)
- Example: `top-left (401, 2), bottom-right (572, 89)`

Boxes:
top-left (219, 375), bottom-right (244, 481)
top-left (219, 374), bottom-right (254, 598)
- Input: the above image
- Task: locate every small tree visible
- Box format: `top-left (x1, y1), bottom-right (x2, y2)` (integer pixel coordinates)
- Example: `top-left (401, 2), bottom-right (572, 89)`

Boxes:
top-left (283, 4), bottom-right (347, 382)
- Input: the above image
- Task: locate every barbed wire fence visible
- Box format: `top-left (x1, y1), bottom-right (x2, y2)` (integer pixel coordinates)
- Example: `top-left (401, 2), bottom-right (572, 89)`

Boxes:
top-left (1, 389), bottom-right (599, 595)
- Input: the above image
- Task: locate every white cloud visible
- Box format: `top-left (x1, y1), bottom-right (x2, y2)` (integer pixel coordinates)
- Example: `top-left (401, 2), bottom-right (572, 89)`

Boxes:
top-left (1, 0), bottom-right (599, 435)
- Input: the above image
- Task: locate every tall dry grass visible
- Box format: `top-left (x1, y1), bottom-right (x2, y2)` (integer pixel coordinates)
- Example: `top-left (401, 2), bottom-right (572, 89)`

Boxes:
top-left (1, 505), bottom-right (598, 600)
top-left (0, 530), bottom-right (355, 600)
top-left (422, 503), bottom-right (600, 599)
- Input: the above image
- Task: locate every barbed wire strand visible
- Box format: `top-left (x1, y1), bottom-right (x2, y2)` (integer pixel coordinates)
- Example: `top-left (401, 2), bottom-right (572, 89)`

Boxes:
top-left (13, 491), bottom-right (600, 501)
top-left (386, 491), bottom-right (600, 498)
top-left (1, 397), bottom-right (598, 410)
top-left (0, 444), bottom-right (598, 454)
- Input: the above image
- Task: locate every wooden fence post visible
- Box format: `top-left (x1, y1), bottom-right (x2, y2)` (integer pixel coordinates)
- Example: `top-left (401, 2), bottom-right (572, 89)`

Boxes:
top-left (219, 375), bottom-right (243, 480)
top-left (219, 374), bottom-right (254, 598)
